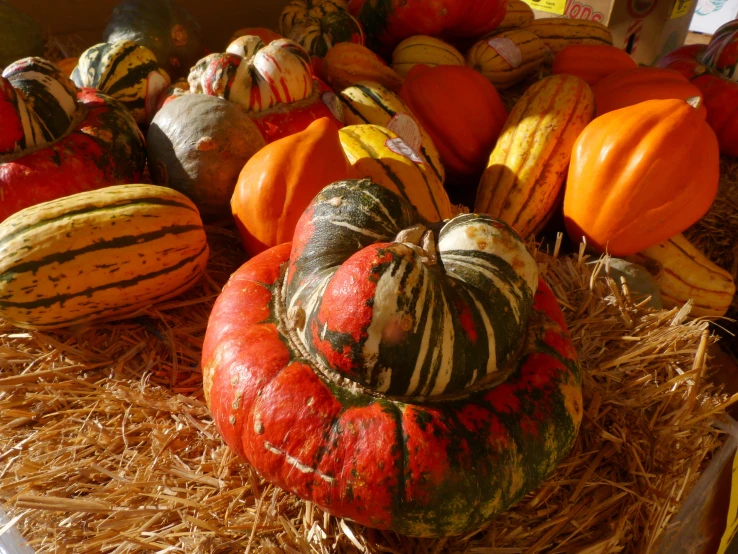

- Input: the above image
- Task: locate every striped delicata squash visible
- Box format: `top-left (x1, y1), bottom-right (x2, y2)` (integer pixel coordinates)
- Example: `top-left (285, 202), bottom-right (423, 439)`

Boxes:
top-left (339, 124), bottom-right (453, 221)
top-left (339, 81), bottom-right (445, 183)
top-left (391, 35), bottom-right (465, 77)
top-left (467, 29), bottom-right (547, 90)
top-left (0, 184), bottom-right (209, 329)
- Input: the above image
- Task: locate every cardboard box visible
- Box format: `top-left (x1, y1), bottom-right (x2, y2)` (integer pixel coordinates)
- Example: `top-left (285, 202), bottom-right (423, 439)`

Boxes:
top-left (522, 0), bottom-right (698, 66)
top-left (689, 0), bottom-right (738, 35)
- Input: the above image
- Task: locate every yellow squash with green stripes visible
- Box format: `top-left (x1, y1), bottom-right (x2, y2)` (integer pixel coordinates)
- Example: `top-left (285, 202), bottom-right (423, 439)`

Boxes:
top-left (467, 29), bottom-right (547, 90)
top-left (628, 234), bottom-right (736, 317)
top-left (521, 18), bottom-right (613, 55)
top-left (339, 81), bottom-right (445, 183)
top-left (0, 184), bottom-right (209, 330)
top-left (476, 74), bottom-right (595, 238)
top-left (391, 35), bottom-right (465, 77)
top-left (339, 124), bottom-right (453, 222)
top-left (72, 40), bottom-right (171, 124)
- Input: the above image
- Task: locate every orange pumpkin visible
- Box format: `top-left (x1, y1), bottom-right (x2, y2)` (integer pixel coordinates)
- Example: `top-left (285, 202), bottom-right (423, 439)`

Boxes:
top-left (231, 117), bottom-right (353, 257)
top-left (399, 64), bottom-right (507, 182)
top-left (552, 45), bottom-right (636, 86)
top-left (563, 98), bottom-right (719, 256)
top-left (229, 27), bottom-right (283, 46)
top-left (592, 67), bottom-right (706, 117)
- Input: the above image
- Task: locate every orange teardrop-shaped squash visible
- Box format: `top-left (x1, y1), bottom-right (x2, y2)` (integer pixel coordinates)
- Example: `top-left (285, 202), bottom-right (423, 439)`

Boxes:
top-left (552, 45), bottom-right (636, 86)
top-left (592, 67), bottom-right (707, 117)
top-left (231, 117), bottom-right (353, 257)
top-left (563, 98), bottom-right (719, 256)
top-left (399, 64), bottom-right (507, 183)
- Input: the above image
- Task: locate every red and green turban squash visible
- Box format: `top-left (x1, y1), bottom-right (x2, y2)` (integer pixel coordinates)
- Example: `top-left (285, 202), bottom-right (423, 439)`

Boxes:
top-left (202, 179), bottom-right (582, 537)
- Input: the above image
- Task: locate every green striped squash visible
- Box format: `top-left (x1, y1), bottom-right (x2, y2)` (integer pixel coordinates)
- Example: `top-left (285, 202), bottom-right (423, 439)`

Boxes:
top-left (279, 0), bottom-right (364, 57)
top-left (339, 81), bottom-right (445, 183)
top-left (391, 35), bottom-right (465, 77)
top-left (466, 30), bottom-right (547, 90)
top-left (72, 40), bottom-right (171, 124)
top-left (286, 179), bottom-right (540, 397)
top-left (1, 57), bottom-right (78, 150)
top-left (0, 184), bottom-right (209, 329)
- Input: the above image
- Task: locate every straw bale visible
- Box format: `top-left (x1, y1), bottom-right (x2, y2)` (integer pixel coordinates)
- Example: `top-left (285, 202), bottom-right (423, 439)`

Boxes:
top-left (0, 225), bottom-right (733, 553)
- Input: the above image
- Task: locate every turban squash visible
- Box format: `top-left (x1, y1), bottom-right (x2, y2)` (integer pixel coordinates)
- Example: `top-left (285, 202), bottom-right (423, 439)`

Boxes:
top-left (202, 179), bottom-right (582, 537)
top-left (188, 37), bottom-right (345, 143)
top-left (0, 57), bottom-right (146, 223)
top-left (700, 19), bottom-right (738, 82)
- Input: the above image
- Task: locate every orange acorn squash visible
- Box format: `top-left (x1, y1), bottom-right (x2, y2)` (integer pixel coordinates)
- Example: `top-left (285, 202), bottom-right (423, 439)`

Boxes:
top-left (231, 117), bottom-right (353, 257)
top-left (320, 42), bottom-right (405, 92)
top-left (399, 64), bottom-right (507, 182)
top-left (592, 67), bottom-right (706, 117)
top-left (552, 45), bottom-right (636, 86)
top-left (563, 98), bottom-right (720, 256)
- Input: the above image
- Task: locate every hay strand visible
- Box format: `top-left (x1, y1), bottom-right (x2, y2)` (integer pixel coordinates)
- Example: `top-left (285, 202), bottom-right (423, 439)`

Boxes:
top-left (0, 224), bottom-right (733, 553)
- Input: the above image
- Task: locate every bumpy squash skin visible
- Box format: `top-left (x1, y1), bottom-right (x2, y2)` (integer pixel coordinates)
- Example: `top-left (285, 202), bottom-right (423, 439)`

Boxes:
top-left (348, 0), bottom-right (508, 54)
top-left (564, 99), bottom-right (720, 256)
top-left (400, 64), bottom-right (508, 182)
top-left (0, 88), bottom-right (146, 223)
top-left (476, 75), bottom-right (595, 239)
top-left (592, 67), bottom-right (706, 118)
top-left (0, 3), bottom-right (44, 69)
top-left (103, 0), bottom-right (205, 80)
top-left (231, 117), bottom-right (352, 257)
top-left (552, 45), bottom-right (637, 86)
top-left (202, 183), bottom-right (582, 538)
top-left (147, 94), bottom-right (266, 220)
top-left (0, 184), bottom-right (209, 330)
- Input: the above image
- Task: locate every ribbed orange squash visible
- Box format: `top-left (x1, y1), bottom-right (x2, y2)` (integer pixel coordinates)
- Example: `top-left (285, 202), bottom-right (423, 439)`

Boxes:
top-left (231, 117), bottom-right (353, 257)
top-left (552, 45), bottom-right (636, 85)
top-left (592, 67), bottom-right (706, 117)
top-left (563, 98), bottom-right (719, 256)
top-left (399, 64), bottom-right (507, 182)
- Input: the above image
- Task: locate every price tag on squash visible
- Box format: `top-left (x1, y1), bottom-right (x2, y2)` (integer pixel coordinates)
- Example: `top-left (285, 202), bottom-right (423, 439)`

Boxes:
top-left (385, 137), bottom-right (425, 165)
top-left (321, 91), bottom-right (345, 123)
top-left (487, 38), bottom-right (523, 68)
top-left (386, 113), bottom-right (423, 155)
top-left (521, 0), bottom-right (567, 15)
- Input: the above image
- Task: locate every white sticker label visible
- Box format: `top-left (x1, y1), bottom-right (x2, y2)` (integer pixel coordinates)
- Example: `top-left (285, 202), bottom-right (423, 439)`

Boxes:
top-left (321, 91), bottom-right (345, 122)
top-left (385, 137), bottom-right (425, 165)
top-left (386, 113), bottom-right (423, 154)
top-left (487, 38), bottom-right (523, 69)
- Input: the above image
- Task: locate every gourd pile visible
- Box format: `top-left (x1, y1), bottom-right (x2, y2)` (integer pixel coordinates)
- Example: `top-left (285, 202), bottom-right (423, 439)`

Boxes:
top-left (1, 0), bottom-right (737, 548)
